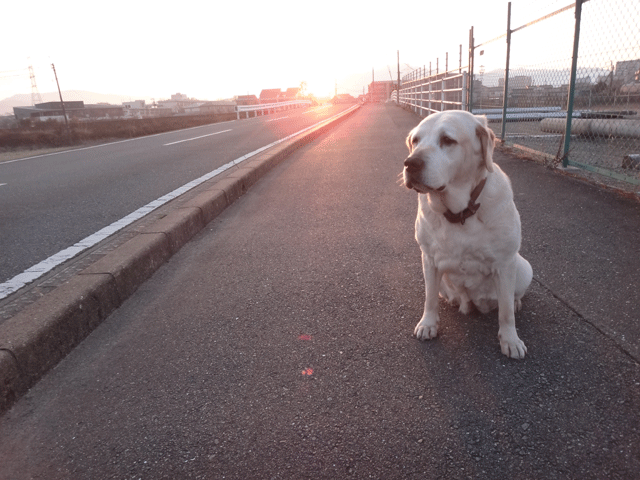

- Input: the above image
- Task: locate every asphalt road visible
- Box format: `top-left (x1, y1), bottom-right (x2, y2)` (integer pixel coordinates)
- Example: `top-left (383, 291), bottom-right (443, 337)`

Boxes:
top-left (0, 104), bottom-right (639, 479)
top-left (0, 104), bottom-right (349, 288)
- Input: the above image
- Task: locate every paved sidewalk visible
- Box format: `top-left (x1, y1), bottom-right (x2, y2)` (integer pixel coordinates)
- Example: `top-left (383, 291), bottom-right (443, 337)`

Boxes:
top-left (0, 104), bottom-right (639, 479)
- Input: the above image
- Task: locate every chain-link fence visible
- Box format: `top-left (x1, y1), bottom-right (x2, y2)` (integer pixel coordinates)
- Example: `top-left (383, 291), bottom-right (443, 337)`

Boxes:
top-left (398, 48), bottom-right (469, 115)
top-left (472, 0), bottom-right (640, 185)
top-left (399, 0), bottom-right (640, 187)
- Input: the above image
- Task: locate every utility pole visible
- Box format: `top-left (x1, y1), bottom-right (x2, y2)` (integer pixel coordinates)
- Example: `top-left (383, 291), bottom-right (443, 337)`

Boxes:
top-left (51, 63), bottom-right (69, 129)
top-left (372, 68), bottom-right (375, 103)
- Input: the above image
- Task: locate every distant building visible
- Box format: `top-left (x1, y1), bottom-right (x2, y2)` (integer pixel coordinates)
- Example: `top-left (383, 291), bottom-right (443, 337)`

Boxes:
top-left (122, 100), bottom-right (146, 110)
top-left (614, 60), bottom-right (640, 84)
top-left (183, 101), bottom-right (236, 115)
top-left (121, 100), bottom-right (172, 118)
top-left (259, 89), bottom-right (283, 104)
top-left (13, 101), bottom-right (124, 122)
top-left (122, 100), bottom-right (146, 118)
top-left (236, 95), bottom-right (259, 106)
top-left (331, 93), bottom-right (357, 104)
top-left (283, 88), bottom-right (300, 100)
top-left (257, 88), bottom-right (300, 104)
top-left (157, 94), bottom-right (200, 114)
top-left (368, 81), bottom-right (395, 102)
top-left (498, 76), bottom-right (532, 89)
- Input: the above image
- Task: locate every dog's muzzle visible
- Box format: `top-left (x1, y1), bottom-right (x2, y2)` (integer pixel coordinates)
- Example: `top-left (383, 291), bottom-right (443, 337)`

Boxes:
top-left (404, 156), bottom-right (424, 174)
top-left (403, 156), bottom-right (444, 193)
top-left (403, 156), bottom-right (424, 191)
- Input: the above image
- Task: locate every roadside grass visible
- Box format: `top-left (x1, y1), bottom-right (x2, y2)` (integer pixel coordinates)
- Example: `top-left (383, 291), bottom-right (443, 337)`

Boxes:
top-left (0, 113), bottom-right (237, 162)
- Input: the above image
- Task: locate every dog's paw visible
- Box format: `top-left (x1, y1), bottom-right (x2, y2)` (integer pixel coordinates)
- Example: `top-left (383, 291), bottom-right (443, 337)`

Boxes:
top-left (414, 315), bottom-right (439, 340)
top-left (498, 328), bottom-right (527, 359)
top-left (414, 323), bottom-right (438, 340)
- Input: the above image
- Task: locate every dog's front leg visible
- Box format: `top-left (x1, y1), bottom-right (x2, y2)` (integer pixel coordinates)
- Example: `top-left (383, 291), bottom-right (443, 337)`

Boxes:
top-left (414, 253), bottom-right (442, 340)
top-left (494, 261), bottom-right (527, 359)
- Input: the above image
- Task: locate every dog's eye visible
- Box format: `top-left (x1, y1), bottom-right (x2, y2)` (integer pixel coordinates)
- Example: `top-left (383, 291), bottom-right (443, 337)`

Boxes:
top-left (412, 136), bottom-right (420, 145)
top-left (440, 135), bottom-right (457, 147)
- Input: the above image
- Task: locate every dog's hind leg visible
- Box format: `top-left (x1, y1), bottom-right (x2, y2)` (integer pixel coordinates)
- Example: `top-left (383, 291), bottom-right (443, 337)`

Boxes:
top-left (494, 260), bottom-right (527, 359)
top-left (514, 254), bottom-right (533, 311)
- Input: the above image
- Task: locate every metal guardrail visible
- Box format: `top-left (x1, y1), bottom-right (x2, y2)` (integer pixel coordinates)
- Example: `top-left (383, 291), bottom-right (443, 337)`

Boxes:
top-left (399, 70), bottom-right (468, 115)
top-left (235, 100), bottom-right (311, 119)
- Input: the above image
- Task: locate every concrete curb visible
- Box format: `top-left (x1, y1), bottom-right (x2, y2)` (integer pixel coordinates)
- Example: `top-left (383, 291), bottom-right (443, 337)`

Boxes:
top-left (0, 104), bottom-right (361, 414)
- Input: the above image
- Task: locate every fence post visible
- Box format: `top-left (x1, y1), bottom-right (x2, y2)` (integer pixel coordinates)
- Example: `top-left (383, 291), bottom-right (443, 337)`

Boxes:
top-left (500, 2), bottom-right (512, 142)
top-left (462, 72), bottom-right (468, 110)
top-left (397, 50), bottom-right (400, 105)
top-left (429, 63), bottom-right (433, 114)
top-left (420, 67), bottom-right (424, 115)
top-left (468, 27), bottom-right (474, 112)
top-left (562, 0), bottom-right (584, 168)
top-left (441, 72), bottom-right (445, 112)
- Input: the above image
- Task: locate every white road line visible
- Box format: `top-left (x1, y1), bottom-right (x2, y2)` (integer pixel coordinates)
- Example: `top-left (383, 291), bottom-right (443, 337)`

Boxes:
top-left (163, 129), bottom-right (232, 146)
top-left (0, 183), bottom-right (6, 187)
top-left (0, 105), bottom-right (358, 300)
top-left (266, 116), bottom-right (289, 122)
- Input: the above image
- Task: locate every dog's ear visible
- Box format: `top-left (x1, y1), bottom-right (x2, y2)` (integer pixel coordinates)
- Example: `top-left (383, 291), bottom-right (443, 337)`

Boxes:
top-left (475, 120), bottom-right (495, 172)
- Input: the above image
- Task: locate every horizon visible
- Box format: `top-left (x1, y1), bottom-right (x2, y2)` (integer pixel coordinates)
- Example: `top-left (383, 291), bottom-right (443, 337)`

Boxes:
top-left (1, 0), bottom-right (636, 108)
top-left (0, 63), bottom-right (615, 117)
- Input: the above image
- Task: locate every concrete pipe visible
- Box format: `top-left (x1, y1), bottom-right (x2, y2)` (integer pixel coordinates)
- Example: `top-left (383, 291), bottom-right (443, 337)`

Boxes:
top-left (540, 117), bottom-right (640, 139)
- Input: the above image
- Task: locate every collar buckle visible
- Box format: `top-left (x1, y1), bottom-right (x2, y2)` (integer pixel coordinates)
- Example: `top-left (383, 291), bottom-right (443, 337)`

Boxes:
top-left (443, 178), bottom-right (487, 225)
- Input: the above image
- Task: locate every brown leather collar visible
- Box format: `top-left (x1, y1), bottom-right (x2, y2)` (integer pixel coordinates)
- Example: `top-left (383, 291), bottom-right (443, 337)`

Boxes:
top-left (443, 178), bottom-right (487, 225)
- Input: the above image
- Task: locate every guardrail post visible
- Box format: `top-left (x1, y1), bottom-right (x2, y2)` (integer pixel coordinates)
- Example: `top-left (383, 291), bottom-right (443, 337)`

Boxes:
top-left (562, 0), bottom-right (584, 168)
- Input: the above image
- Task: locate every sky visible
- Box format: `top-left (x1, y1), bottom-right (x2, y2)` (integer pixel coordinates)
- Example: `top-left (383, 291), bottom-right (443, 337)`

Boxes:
top-left (1, 0), bottom-right (636, 103)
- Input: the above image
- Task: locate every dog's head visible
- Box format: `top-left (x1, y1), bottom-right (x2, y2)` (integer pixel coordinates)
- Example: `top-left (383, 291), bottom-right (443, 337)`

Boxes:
top-left (403, 110), bottom-right (495, 194)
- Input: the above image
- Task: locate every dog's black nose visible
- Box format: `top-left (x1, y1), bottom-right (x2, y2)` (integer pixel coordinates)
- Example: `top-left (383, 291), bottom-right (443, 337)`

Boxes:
top-left (404, 156), bottom-right (424, 172)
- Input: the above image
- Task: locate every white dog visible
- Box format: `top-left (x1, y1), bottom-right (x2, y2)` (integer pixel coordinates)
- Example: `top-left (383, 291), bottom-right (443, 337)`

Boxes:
top-left (403, 110), bottom-right (532, 359)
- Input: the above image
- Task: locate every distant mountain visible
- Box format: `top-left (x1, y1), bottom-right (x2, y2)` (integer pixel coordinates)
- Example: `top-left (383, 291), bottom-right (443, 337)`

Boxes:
top-left (0, 90), bottom-right (154, 116)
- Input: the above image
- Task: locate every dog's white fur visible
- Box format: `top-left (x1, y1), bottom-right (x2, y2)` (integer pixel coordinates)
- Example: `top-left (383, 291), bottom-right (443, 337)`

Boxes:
top-left (403, 110), bottom-right (532, 359)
